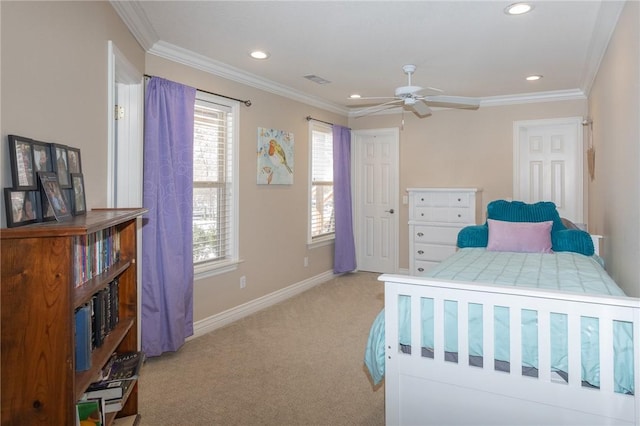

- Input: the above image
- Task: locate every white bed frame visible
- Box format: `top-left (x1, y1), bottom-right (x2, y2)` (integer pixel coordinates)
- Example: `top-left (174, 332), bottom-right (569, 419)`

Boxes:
top-left (380, 273), bottom-right (640, 425)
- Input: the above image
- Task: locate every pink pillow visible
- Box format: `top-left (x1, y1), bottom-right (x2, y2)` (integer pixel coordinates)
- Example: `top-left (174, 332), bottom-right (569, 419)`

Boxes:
top-left (486, 219), bottom-right (553, 253)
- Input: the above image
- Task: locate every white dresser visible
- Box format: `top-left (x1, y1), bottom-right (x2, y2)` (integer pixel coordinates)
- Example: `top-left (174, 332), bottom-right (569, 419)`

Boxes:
top-left (408, 188), bottom-right (483, 275)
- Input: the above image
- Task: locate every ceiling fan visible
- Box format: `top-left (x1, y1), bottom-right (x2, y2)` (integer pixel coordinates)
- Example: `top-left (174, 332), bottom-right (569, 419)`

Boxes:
top-left (353, 64), bottom-right (480, 118)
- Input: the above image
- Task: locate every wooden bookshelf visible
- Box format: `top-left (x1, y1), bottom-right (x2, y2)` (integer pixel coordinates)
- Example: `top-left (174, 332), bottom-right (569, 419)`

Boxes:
top-left (1, 208), bottom-right (146, 425)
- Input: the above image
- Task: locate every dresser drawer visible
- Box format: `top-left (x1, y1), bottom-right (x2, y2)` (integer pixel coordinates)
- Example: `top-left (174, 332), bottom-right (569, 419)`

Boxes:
top-left (414, 207), bottom-right (473, 223)
top-left (413, 191), bottom-right (472, 208)
top-left (413, 225), bottom-right (462, 244)
top-left (413, 260), bottom-right (439, 275)
top-left (414, 243), bottom-right (456, 262)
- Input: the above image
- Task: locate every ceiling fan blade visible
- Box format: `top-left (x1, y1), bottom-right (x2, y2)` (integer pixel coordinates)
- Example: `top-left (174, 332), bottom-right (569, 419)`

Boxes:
top-left (353, 99), bottom-right (403, 117)
top-left (413, 86), bottom-right (444, 95)
top-left (408, 100), bottom-right (432, 118)
top-left (422, 95), bottom-right (480, 110)
top-left (351, 96), bottom-right (399, 101)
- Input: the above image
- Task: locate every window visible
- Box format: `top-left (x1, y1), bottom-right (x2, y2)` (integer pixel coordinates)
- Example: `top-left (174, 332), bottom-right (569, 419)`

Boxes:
top-left (309, 122), bottom-right (335, 243)
top-left (193, 91), bottom-right (239, 276)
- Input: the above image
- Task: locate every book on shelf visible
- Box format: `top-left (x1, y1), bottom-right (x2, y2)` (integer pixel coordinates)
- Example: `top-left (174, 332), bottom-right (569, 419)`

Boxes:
top-left (84, 378), bottom-right (134, 400)
top-left (98, 351), bottom-right (145, 383)
top-left (103, 379), bottom-right (135, 413)
top-left (74, 303), bottom-right (92, 371)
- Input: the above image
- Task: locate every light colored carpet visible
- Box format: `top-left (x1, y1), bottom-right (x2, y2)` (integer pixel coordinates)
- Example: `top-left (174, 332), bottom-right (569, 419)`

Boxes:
top-left (138, 272), bottom-right (385, 425)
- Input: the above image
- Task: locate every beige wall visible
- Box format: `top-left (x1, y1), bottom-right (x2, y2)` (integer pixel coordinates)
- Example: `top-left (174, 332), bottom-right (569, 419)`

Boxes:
top-left (349, 100), bottom-right (587, 270)
top-left (145, 55), bottom-right (347, 320)
top-left (587, 0), bottom-right (639, 297)
top-left (1, 1), bottom-right (145, 213)
top-left (1, 0), bottom-right (637, 327)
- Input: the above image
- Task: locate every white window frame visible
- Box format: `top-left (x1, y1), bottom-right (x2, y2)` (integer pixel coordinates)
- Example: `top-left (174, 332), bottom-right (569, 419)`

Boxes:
top-left (308, 121), bottom-right (335, 247)
top-left (193, 91), bottom-right (240, 280)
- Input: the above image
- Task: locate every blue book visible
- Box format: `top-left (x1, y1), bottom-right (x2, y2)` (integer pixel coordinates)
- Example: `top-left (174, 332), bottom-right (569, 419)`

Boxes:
top-left (75, 303), bottom-right (92, 371)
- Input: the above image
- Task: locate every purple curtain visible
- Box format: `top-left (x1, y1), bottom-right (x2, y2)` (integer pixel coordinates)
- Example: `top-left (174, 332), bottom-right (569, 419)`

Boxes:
top-left (142, 77), bottom-right (196, 357)
top-left (332, 125), bottom-right (357, 273)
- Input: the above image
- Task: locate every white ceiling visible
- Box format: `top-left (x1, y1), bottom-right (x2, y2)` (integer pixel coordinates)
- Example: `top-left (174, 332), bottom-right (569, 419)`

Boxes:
top-left (112, 1), bottom-right (625, 115)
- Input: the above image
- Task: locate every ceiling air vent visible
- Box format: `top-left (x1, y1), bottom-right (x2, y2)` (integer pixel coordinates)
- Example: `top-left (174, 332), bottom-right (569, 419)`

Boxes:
top-left (304, 74), bottom-right (331, 85)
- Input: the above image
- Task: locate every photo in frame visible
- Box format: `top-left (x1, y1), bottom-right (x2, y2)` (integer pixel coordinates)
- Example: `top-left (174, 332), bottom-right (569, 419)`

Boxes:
top-left (70, 173), bottom-right (86, 215)
top-left (32, 140), bottom-right (54, 173)
top-left (67, 147), bottom-right (82, 174)
top-left (4, 188), bottom-right (38, 227)
top-left (7, 135), bottom-right (37, 190)
top-left (51, 143), bottom-right (71, 189)
top-left (38, 172), bottom-right (72, 221)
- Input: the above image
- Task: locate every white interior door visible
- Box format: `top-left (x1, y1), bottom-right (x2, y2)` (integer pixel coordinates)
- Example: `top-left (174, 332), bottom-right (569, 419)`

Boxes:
top-left (513, 117), bottom-right (584, 223)
top-left (353, 128), bottom-right (399, 273)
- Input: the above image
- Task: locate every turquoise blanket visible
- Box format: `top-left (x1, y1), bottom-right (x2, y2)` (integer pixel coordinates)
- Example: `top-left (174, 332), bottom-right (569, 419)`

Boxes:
top-left (364, 248), bottom-right (634, 394)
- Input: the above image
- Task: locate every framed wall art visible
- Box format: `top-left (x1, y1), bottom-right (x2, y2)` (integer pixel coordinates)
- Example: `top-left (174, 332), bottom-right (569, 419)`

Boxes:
top-left (257, 127), bottom-right (294, 185)
top-left (4, 188), bottom-right (38, 227)
top-left (8, 135), bottom-right (37, 190)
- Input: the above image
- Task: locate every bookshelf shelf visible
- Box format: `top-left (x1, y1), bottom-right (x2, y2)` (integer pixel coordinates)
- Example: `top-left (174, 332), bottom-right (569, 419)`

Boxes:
top-left (1, 208), bottom-right (146, 425)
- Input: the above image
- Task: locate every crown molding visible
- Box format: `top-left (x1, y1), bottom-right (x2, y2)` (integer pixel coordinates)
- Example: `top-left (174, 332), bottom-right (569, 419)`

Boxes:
top-left (149, 41), bottom-right (348, 115)
top-left (579, 0), bottom-right (625, 96)
top-left (109, 0), bottom-right (158, 51)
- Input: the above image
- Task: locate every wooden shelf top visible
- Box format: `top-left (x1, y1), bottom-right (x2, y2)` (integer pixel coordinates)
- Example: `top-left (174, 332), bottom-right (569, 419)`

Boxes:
top-left (1, 208), bottom-right (147, 239)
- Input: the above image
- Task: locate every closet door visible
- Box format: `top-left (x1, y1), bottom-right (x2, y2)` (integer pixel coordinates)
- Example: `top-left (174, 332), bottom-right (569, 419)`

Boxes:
top-left (513, 117), bottom-right (584, 223)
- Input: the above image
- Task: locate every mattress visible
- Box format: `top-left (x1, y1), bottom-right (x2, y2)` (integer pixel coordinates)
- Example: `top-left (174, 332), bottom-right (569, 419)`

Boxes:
top-left (364, 248), bottom-right (634, 394)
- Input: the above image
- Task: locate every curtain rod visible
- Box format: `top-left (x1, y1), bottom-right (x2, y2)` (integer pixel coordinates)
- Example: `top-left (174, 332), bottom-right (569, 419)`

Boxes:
top-left (144, 74), bottom-right (252, 107)
top-left (306, 116), bottom-right (350, 129)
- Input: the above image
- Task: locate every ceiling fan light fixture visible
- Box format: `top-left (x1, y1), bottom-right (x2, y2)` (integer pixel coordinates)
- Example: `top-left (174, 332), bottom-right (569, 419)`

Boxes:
top-left (526, 74), bottom-right (543, 81)
top-left (505, 3), bottom-right (534, 15)
top-left (249, 50), bottom-right (270, 60)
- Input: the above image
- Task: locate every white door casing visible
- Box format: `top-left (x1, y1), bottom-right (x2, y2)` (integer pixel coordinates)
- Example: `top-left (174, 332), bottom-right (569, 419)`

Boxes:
top-left (353, 128), bottom-right (399, 273)
top-left (513, 117), bottom-right (584, 224)
top-left (107, 41), bottom-right (144, 351)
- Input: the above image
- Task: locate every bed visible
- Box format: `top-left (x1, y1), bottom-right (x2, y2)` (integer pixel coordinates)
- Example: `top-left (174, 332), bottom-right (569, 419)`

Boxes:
top-left (364, 201), bottom-right (640, 425)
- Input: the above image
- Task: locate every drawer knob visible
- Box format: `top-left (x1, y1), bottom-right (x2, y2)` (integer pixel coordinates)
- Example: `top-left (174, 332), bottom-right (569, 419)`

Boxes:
top-left (458, 214), bottom-right (461, 217)
top-left (418, 250), bottom-right (424, 255)
top-left (417, 232), bottom-right (424, 237)
top-left (458, 198), bottom-right (461, 202)
top-left (418, 268), bottom-right (424, 272)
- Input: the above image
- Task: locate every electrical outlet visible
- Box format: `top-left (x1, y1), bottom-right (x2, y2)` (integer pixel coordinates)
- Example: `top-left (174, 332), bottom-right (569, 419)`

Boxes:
top-left (304, 257), bottom-right (309, 267)
top-left (240, 276), bottom-right (246, 288)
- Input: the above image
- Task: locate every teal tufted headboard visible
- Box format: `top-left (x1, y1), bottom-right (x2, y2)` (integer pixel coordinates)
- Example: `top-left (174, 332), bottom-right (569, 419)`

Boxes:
top-left (457, 200), bottom-right (594, 256)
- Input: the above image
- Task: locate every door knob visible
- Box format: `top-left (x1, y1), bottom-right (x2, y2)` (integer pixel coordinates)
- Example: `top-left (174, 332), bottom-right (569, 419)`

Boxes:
top-left (385, 209), bottom-right (395, 214)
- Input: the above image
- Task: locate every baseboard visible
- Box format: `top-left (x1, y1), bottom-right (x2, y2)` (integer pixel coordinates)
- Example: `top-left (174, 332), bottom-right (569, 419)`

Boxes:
top-left (189, 270), bottom-right (337, 340)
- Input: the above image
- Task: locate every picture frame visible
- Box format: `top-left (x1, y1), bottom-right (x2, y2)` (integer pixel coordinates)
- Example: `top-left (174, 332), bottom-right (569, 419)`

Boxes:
top-left (32, 140), bottom-right (54, 173)
top-left (7, 135), bottom-right (37, 190)
top-left (4, 188), bottom-right (38, 227)
top-left (67, 147), bottom-right (82, 174)
top-left (38, 172), bottom-right (72, 221)
top-left (51, 143), bottom-right (71, 189)
top-left (39, 191), bottom-right (57, 222)
top-left (71, 173), bottom-right (86, 215)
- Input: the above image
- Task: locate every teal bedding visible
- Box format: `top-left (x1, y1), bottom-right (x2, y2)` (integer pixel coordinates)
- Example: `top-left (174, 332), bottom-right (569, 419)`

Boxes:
top-left (364, 248), bottom-right (634, 394)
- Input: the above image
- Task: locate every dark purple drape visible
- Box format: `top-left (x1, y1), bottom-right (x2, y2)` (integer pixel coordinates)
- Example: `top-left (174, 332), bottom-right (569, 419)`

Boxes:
top-left (142, 77), bottom-right (196, 357)
top-left (332, 125), bottom-right (357, 273)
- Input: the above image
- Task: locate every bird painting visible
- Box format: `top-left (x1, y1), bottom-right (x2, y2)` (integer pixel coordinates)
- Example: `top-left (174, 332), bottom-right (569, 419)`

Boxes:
top-left (257, 127), bottom-right (294, 185)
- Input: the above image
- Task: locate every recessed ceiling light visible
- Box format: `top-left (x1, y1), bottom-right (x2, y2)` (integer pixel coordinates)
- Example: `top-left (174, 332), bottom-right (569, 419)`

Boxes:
top-left (526, 75), bottom-right (543, 81)
top-left (349, 94), bottom-right (361, 99)
top-left (505, 3), bottom-right (534, 15)
top-left (250, 50), bottom-right (270, 60)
